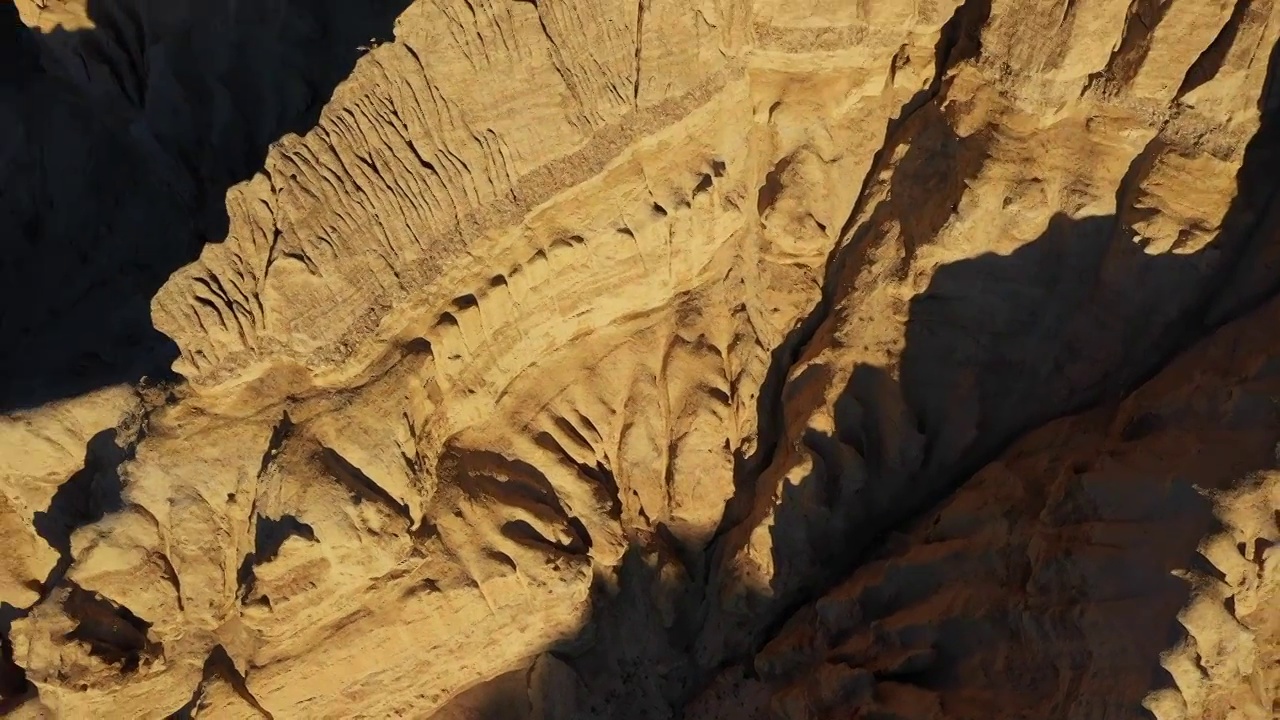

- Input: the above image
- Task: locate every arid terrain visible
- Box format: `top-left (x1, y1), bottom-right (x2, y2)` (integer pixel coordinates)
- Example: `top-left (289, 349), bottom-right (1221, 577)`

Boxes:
top-left (1, 0), bottom-right (1278, 718)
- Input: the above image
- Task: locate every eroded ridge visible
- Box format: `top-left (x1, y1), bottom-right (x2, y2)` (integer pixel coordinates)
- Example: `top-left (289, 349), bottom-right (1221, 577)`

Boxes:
top-left (1, 0), bottom-right (1279, 718)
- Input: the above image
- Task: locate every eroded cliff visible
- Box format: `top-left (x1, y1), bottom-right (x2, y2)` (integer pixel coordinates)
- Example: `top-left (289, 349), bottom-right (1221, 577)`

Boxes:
top-left (1, 0), bottom-right (1278, 718)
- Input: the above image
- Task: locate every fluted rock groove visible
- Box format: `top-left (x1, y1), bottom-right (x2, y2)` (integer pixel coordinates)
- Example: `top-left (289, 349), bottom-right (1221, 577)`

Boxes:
top-left (2, 0), bottom-right (1278, 718)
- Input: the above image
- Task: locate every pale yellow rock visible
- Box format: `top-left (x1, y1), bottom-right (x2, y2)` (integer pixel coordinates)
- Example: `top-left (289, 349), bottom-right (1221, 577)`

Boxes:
top-left (1, 0), bottom-right (1279, 718)
top-left (0, 386), bottom-right (139, 607)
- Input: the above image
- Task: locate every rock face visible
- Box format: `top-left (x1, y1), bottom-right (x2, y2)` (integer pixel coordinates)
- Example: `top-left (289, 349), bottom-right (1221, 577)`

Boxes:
top-left (1, 0), bottom-right (1278, 718)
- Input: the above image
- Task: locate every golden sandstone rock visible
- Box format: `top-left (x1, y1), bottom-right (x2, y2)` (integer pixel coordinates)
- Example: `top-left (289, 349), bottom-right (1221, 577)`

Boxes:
top-left (1, 0), bottom-right (1277, 717)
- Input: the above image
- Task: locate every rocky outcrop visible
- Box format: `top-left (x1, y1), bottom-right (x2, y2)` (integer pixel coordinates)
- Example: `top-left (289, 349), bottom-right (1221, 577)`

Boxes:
top-left (1, 0), bottom-right (1277, 718)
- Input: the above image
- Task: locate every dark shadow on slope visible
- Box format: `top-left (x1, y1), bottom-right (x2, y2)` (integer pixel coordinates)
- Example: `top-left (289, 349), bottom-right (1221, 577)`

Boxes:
top-left (272, 23), bottom-right (1278, 720)
top-left (62, 583), bottom-right (162, 673)
top-left (810, 212), bottom-right (1185, 573)
top-left (1, 0), bottom-right (411, 706)
top-left (746, 195), bottom-right (1280, 715)
top-left (0, 602), bottom-right (33, 712)
top-left (681, 0), bottom-right (998, 676)
top-left (0, 429), bottom-right (127, 703)
top-left (730, 32), bottom-right (1280, 719)
top-left (235, 513), bottom-right (317, 603)
top-left (429, 667), bottom-right (549, 720)
top-left (435, 540), bottom-right (706, 720)
top-left (31, 429), bottom-right (127, 588)
top-left (0, 0), bottom-right (412, 411)
top-left (3, 4), bottom-right (1274, 719)
top-left (903, 33), bottom-right (1280, 498)
top-left (502, 30), bottom-right (1280, 720)
top-left (758, 28), bottom-right (1280, 653)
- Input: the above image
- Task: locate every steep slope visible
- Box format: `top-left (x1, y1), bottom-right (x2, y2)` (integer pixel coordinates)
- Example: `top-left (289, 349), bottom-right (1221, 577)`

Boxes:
top-left (1, 0), bottom-right (1278, 718)
top-left (731, 273), bottom-right (1280, 720)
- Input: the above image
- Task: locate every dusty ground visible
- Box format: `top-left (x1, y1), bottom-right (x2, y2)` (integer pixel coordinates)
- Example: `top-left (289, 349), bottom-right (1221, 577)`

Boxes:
top-left (1, 0), bottom-right (1278, 718)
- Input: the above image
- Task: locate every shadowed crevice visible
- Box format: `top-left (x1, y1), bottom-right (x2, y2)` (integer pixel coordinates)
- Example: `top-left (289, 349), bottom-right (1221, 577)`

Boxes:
top-left (0, 602), bottom-right (33, 710)
top-left (61, 584), bottom-right (161, 673)
top-left (236, 514), bottom-right (318, 603)
top-left (169, 644), bottom-right (275, 720)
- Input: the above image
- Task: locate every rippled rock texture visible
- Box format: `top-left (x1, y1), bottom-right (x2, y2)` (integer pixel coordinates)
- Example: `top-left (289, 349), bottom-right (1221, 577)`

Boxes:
top-left (1, 0), bottom-right (1278, 718)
